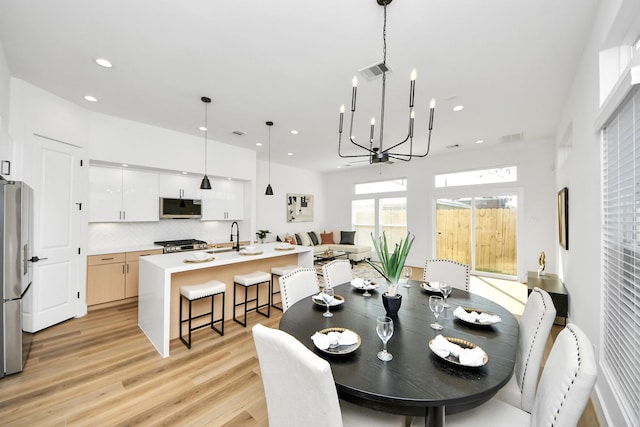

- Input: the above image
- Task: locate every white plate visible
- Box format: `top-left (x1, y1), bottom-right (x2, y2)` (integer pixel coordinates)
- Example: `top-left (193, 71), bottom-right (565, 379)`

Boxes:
top-left (239, 250), bottom-right (263, 256)
top-left (183, 256), bottom-right (215, 263)
top-left (420, 282), bottom-right (441, 293)
top-left (453, 307), bottom-right (501, 326)
top-left (428, 336), bottom-right (488, 367)
top-left (312, 294), bottom-right (345, 307)
top-left (350, 280), bottom-right (379, 291)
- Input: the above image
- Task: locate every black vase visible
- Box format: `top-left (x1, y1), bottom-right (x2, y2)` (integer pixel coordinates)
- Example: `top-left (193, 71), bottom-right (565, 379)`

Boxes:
top-left (382, 293), bottom-right (402, 316)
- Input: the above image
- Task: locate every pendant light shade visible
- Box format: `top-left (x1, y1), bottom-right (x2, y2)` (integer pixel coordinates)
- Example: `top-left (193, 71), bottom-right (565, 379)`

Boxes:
top-left (265, 121), bottom-right (274, 196)
top-left (200, 96), bottom-right (212, 190)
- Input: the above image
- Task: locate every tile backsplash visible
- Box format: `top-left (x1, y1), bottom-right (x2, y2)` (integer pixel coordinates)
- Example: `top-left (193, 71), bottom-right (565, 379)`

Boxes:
top-left (88, 220), bottom-right (246, 251)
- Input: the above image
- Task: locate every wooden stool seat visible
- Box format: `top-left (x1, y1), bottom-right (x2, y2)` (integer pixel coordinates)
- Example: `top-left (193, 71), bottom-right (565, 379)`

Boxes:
top-left (233, 271), bottom-right (271, 327)
top-left (179, 280), bottom-right (226, 349)
top-left (270, 264), bottom-right (302, 311)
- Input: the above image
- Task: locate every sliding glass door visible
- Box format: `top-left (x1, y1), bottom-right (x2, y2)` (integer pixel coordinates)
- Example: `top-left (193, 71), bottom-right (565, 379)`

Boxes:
top-left (436, 195), bottom-right (517, 277)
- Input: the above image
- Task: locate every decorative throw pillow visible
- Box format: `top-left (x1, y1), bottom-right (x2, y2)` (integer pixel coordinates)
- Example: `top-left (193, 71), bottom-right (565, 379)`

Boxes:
top-left (276, 235), bottom-right (282, 242)
top-left (321, 232), bottom-right (335, 244)
top-left (298, 232), bottom-right (312, 246)
top-left (285, 235), bottom-right (296, 245)
top-left (308, 231), bottom-right (319, 246)
top-left (294, 233), bottom-right (303, 245)
top-left (340, 231), bottom-right (356, 245)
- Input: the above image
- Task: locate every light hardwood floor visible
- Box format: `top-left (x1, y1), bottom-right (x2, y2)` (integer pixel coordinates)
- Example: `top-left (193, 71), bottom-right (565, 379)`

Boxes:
top-left (1, 288), bottom-right (600, 426)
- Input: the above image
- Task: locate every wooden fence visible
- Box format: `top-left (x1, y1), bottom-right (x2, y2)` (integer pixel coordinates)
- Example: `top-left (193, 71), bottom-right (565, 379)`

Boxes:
top-left (436, 207), bottom-right (517, 275)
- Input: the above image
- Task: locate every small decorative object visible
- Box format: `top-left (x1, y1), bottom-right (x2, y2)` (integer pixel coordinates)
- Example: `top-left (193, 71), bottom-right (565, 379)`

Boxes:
top-left (538, 251), bottom-right (546, 276)
top-left (256, 229), bottom-right (270, 243)
top-left (367, 231), bottom-right (415, 315)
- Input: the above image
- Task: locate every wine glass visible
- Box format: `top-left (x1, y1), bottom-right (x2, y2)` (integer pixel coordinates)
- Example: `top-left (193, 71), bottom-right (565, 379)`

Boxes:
top-left (429, 296), bottom-right (444, 330)
top-left (402, 266), bottom-right (413, 288)
top-left (361, 270), bottom-right (372, 297)
top-left (376, 316), bottom-right (394, 361)
top-left (321, 287), bottom-right (335, 317)
top-left (439, 282), bottom-right (452, 308)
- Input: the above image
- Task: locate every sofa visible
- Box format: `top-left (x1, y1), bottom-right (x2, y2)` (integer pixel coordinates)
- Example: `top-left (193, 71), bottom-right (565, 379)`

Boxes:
top-left (277, 230), bottom-right (371, 263)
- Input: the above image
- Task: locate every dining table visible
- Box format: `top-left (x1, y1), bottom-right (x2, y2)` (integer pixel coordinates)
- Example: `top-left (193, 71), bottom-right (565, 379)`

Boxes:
top-left (279, 280), bottom-right (519, 427)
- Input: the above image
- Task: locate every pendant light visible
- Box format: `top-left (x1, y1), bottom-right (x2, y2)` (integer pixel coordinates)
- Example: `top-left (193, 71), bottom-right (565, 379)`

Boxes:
top-left (265, 121), bottom-right (274, 195)
top-left (200, 96), bottom-right (212, 190)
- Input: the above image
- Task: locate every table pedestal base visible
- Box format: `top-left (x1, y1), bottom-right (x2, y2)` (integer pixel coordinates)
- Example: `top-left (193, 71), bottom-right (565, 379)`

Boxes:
top-left (426, 406), bottom-right (444, 427)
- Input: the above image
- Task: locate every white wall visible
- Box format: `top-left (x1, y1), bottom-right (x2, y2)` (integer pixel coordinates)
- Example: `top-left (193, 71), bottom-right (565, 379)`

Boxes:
top-left (255, 158), bottom-right (327, 239)
top-left (555, 0), bottom-right (638, 425)
top-left (323, 140), bottom-right (557, 276)
top-left (0, 41), bottom-right (13, 178)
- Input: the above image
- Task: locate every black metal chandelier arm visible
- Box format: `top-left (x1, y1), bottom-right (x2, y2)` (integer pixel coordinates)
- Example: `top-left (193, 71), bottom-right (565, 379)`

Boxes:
top-left (387, 129), bottom-right (433, 160)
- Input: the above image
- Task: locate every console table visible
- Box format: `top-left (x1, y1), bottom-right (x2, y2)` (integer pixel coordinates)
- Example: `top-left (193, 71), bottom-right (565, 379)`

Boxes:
top-left (526, 271), bottom-right (568, 324)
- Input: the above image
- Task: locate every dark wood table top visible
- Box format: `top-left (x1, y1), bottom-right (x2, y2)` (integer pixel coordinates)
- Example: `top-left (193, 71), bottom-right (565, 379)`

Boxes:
top-left (279, 280), bottom-right (519, 420)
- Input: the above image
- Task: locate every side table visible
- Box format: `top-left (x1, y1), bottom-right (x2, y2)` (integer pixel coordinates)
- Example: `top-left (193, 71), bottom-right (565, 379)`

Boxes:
top-left (526, 271), bottom-right (568, 325)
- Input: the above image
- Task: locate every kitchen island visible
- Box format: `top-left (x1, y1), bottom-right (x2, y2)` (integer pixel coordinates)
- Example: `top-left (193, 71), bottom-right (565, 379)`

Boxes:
top-left (138, 242), bottom-right (313, 357)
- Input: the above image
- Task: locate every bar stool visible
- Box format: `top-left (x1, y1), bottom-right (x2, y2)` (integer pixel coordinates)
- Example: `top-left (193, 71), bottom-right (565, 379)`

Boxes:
top-left (233, 271), bottom-right (271, 327)
top-left (179, 280), bottom-right (226, 349)
top-left (270, 264), bottom-right (302, 310)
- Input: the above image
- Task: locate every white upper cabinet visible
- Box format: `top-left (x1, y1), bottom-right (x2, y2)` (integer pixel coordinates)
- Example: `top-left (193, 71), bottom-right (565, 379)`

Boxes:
top-left (89, 166), bottom-right (159, 222)
top-left (201, 178), bottom-right (244, 221)
top-left (159, 173), bottom-right (202, 200)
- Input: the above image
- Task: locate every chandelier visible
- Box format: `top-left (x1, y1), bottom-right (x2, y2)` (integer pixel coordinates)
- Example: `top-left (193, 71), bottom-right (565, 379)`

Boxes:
top-left (337, 0), bottom-right (435, 164)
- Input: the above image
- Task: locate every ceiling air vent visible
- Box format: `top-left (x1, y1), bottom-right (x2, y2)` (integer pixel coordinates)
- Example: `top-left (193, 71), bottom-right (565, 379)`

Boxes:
top-left (359, 62), bottom-right (391, 81)
top-left (446, 144), bottom-right (460, 149)
top-left (499, 133), bottom-right (524, 143)
top-left (231, 130), bottom-right (245, 136)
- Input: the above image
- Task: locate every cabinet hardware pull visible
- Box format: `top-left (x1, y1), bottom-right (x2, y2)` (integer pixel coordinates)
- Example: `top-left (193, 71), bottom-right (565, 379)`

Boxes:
top-left (101, 257), bottom-right (114, 260)
top-left (122, 265), bottom-right (125, 274)
top-left (126, 264), bottom-right (129, 273)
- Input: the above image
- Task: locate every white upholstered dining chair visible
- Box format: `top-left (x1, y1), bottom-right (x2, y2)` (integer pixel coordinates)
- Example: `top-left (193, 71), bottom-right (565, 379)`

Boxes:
top-left (279, 267), bottom-right (320, 312)
top-left (495, 286), bottom-right (556, 412)
top-left (252, 323), bottom-right (405, 427)
top-left (422, 259), bottom-right (470, 291)
top-left (423, 323), bottom-right (597, 427)
top-left (322, 259), bottom-right (353, 289)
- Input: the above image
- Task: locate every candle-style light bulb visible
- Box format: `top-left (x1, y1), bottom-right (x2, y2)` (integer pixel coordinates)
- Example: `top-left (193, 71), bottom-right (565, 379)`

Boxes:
top-left (430, 98), bottom-right (436, 109)
top-left (410, 69), bottom-right (417, 81)
top-left (340, 104), bottom-right (345, 113)
top-left (370, 117), bottom-right (375, 125)
top-left (352, 76), bottom-right (358, 87)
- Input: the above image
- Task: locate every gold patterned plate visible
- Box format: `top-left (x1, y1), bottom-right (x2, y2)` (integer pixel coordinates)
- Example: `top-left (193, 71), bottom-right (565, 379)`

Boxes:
top-left (239, 250), bottom-right (263, 256)
top-left (311, 294), bottom-right (345, 307)
top-left (420, 282), bottom-right (441, 293)
top-left (428, 336), bottom-right (489, 368)
top-left (313, 327), bottom-right (361, 355)
top-left (454, 307), bottom-right (500, 327)
top-left (183, 256), bottom-right (215, 263)
top-left (274, 246), bottom-right (295, 251)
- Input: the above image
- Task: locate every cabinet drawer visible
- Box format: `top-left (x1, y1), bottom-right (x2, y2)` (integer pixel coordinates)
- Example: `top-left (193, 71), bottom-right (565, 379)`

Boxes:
top-left (125, 249), bottom-right (163, 262)
top-left (88, 253), bottom-right (126, 266)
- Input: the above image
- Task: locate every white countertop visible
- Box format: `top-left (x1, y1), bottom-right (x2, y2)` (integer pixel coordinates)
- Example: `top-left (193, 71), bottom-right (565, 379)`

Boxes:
top-left (140, 242), bottom-right (312, 273)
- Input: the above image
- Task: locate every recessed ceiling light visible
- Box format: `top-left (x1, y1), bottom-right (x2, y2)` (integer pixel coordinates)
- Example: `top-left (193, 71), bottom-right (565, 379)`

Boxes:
top-left (122, 164), bottom-right (128, 167)
top-left (291, 130), bottom-right (299, 135)
top-left (287, 152), bottom-right (293, 156)
top-left (95, 58), bottom-right (112, 68)
top-left (453, 105), bottom-right (464, 112)
top-left (256, 142), bottom-right (263, 147)
top-left (182, 171), bottom-right (188, 174)
top-left (84, 95), bottom-right (98, 102)
top-left (475, 139), bottom-right (484, 144)
top-left (199, 126), bottom-right (207, 131)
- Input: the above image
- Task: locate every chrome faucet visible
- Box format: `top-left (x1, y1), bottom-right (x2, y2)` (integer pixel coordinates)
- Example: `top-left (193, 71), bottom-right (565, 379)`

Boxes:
top-left (230, 221), bottom-right (240, 251)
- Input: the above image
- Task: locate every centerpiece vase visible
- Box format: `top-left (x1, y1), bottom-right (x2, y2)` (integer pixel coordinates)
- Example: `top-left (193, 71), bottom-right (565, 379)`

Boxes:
top-left (382, 280), bottom-right (402, 316)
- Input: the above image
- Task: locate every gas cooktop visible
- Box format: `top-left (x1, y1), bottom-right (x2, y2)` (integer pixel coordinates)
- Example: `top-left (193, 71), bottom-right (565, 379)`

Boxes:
top-left (154, 239), bottom-right (208, 253)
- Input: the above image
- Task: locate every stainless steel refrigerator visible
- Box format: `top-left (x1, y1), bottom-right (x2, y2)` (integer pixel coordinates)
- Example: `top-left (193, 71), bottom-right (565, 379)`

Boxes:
top-left (1, 179), bottom-right (33, 378)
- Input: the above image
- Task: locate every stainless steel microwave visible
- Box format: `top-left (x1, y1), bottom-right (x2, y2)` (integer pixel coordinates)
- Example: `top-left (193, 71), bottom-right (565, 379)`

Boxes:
top-left (159, 197), bottom-right (202, 219)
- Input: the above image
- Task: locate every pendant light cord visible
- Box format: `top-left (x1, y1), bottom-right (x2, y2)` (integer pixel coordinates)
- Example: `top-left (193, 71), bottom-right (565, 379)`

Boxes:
top-left (204, 102), bottom-right (208, 175)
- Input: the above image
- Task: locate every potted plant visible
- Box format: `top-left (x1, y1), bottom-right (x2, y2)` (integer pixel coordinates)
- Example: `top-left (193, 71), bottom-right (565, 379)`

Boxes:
top-left (366, 231), bottom-right (415, 315)
top-left (256, 229), bottom-right (270, 243)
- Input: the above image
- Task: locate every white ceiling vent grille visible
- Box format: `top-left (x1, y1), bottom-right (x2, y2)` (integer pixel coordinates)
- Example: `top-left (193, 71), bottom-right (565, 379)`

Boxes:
top-left (499, 132), bottom-right (524, 143)
top-left (359, 62), bottom-right (391, 80)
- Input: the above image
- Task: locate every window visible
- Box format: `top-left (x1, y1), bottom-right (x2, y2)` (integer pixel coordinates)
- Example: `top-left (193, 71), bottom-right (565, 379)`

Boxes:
top-left (352, 180), bottom-right (407, 248)
top-left (435, 166), bottom-right (517, 188)
top-left (602, 85), bottom-right (640, 424)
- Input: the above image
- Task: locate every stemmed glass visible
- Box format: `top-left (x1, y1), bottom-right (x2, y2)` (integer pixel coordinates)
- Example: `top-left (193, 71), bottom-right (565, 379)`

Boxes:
top-left (429, 296), bottom-right (444, 330)
top-left (376, 316), bottom-right (394, 361)
top-left (321, 287), bottom-right (335, 317)
top-left (439, 282), bottom-right (452, 308)
top-left (402, 266), bottom-right (413, 288)
top-left (361, 271), bottom-right (372, 297)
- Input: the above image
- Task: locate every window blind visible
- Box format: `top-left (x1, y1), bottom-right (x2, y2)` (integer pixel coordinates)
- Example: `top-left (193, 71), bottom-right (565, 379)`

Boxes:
top-left (602, 85), bottom-right (640, 425)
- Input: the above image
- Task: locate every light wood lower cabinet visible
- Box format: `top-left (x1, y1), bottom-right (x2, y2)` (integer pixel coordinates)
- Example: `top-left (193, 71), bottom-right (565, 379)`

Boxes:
top-left (87, 249), bottom-right (162, 306)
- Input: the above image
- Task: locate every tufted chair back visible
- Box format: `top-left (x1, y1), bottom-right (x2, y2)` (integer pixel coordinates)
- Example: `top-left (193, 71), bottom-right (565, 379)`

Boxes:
top-left (423, 259), bottom-right (470, 291)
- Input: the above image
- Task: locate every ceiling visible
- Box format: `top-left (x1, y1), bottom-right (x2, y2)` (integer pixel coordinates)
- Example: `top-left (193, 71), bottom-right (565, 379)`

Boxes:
top-left (0, 0), bottom-right (598, 173)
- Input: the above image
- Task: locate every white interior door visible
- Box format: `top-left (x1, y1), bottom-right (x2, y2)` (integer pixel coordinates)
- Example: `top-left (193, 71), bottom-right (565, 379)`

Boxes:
top-left (23, 134), bottom-right (81, 332)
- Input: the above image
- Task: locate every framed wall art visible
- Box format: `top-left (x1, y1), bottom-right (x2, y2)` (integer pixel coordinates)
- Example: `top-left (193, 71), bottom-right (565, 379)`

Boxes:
top-left (286, 193), bottom-right (314, 222)
top-left (558, 187), bottom-right (568, 250)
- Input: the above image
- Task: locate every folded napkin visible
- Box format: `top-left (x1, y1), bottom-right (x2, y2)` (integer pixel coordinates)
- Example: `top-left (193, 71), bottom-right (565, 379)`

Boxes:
top-left (453, 306), bottom-right (502, 324)
top-left (431, 334), bottom-right (486, 367)
top-left (350, 278), bottom-right (375, 289)
top-left (311, 330), bottom-right (359, 350)
top-left (425, 281), bottom-right (440, 290)
top-left (312, 293), bottom-right (342, 306)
